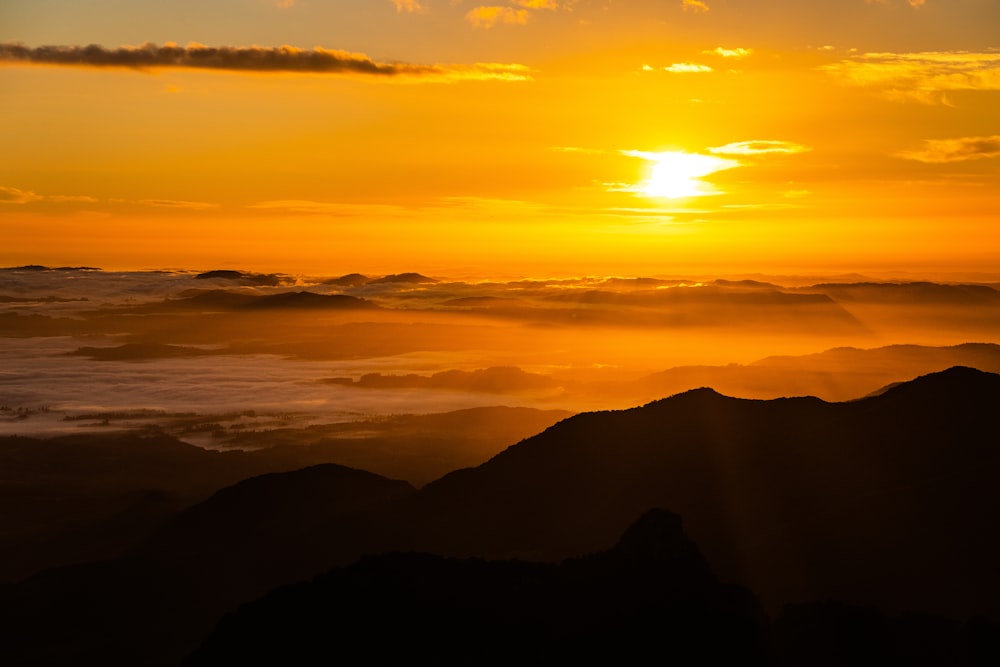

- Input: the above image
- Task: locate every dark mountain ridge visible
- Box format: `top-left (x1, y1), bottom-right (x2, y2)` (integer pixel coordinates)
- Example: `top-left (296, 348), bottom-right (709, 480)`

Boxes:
top-left (167, 289), bottom-right (377, 310)
top-left (628, 342), bottom-right (1000, 402)
top-left (186, 509), bottom-right (770, 666)
top-left (391, 367), bottom-right (1000, 617)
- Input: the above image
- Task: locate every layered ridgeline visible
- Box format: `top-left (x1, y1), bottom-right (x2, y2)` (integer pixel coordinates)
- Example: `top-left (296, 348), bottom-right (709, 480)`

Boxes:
top-left (187, 509), bottom-right (772, 666)
top-left (2, 367), bottom-right (999, 665)
top-left (393, 366), bottom-right (1000, 615)
top-left (187, 509), bottom-right (998, 667)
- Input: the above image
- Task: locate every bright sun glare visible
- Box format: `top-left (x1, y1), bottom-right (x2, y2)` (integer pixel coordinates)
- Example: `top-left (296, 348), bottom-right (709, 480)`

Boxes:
top-left (625, 150), bottom-right (740, 199)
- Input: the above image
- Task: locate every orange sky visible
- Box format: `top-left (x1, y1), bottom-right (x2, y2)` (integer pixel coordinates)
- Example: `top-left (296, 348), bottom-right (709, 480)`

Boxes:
top-left (1, 1), bottom-right (998, 277)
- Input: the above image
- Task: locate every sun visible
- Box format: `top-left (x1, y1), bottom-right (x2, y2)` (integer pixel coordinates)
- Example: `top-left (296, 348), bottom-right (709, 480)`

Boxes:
top-left (624, 150), bottom-right (740, 199)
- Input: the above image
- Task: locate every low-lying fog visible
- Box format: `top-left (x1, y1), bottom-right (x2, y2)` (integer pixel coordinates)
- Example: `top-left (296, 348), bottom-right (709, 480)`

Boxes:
top-left (4, 266), bottom-right (1000, 445)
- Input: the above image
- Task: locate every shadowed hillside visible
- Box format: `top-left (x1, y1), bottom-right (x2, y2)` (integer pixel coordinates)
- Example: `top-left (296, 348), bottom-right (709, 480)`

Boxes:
top-left (185, 509), bottom-right (770, 666)
top-left (391, 367), bottom-right (1000, 617)
top-left (0, 406), bottom-right (569, 582)
top-left (0, 464), bottom-right (415, 667)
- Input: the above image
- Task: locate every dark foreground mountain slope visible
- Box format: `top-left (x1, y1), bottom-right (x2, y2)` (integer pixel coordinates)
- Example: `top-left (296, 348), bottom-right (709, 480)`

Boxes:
top-left (3, 367), bottom-right (999, 665)
top-left (0, 464), bottom-right (415, 667)
top-left (392, 366), bottom-right (1000, 617)
top-left (186, 509), bottom-right (771, 666)
top-left (0, 405), bottom-right (567, 583)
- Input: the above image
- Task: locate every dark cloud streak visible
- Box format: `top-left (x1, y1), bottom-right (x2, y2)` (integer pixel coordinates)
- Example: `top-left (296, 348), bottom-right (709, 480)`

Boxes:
top-left (0, 42), bottom-right (439, 76)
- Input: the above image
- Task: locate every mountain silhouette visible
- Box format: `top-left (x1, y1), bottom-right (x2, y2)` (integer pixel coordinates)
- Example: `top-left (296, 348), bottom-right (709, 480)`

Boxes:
top-left (0, 463), bottom-right (414, 666)
top-left (805, 281), bottom-right (1000, 305)
top-left (322, 272), bottom-right (369, 286)
top-left (248, 290), bottom-right (378, 309)
top-left (390, 367), bottom-right (1000, 617)
top-left (3, 367), bottom-right (999, 665)
top-left (365, 272), bottom-right (437, 284)
top-left (326, 365), bottom-right (557, 393)
top-left (185, 508), bottom-right (770, 666)
top-left (193, 270), bottom-right (287, 286)
top-left (155, 289), bottom-right (378, 311)
top-left (132, 464), bottom-right (416, 600)
top-left (630, 342), bottom-right (1000, 402)
top-left (67, 341), bottom-right (217, 360)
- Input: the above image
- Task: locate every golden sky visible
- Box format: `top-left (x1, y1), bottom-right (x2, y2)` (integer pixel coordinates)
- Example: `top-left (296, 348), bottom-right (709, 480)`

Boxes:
top-left (2, 0), bottom-right (998, 277)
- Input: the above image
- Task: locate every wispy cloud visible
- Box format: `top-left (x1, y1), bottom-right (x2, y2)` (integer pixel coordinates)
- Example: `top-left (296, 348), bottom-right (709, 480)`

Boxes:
top-left (820, 50), bottom-right (1000, 105)
top-left (47, 195), bottom-right (100, 204)
top-left (137, 199), bottom-right (220, 210)
top-left (512, 0), bottom-right (560, 8)
top-left (247, 200), bottom-right (410, 216)
top-left (865, 0), bottom-right (925, 7)
top-left (436, 196), bottom-right (547, 216)
top-left (708, 140), bottom-right (811, 156)
top-left (663, 62), bottom-right (713, 73)
top-left (0, 186), bottom-right (43, 204)
top-left (681, 0), bottom-right (710, 13)
top-left (391, 0), bottom-right (425, 13)
top-left (0, 42), bottom-right (531, 82)
top-left (549, 146), bottom-right (606, 155)
top-left (450, 62), bottom-right (534, 82)
top-left (704, 47), bottom-right (753, 59)
top-left (466, 7), bottom-right (530, 28)
top-left (0, 186), bottom-right (98, 205)
top-left (897, 136), bottom-right (1000, 163)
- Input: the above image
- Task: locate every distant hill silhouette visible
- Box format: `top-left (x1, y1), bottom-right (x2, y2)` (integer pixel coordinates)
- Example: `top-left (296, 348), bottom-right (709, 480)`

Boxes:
top-left (322, 272), bottom-right (369, 286)
top-left (249, 290), bottom-right (378, 310)
top-left (168, 288), bottom-right (259, 308)
top-left (324, 365), bottom-right (557, 393)
top-left (67, 341), bottom-right (217, 360)
top-left (436, 295), bottom-right (523, 308)
top-left (366, 272), bottom-right (437, 284)
top-left (426, 283), bottom-right (869, 331)
top-left (804, 281), bottom-right (1000, 305)
top-left (713, 278), bottom-right (782, 289)
top-left (0, 265), bottom-right (100, 272)
top-left (194, 270), bottom-right (288, 286)
top-left (157, 289), bottom-right (378, 311)
top-left (627, 342), bottom-right (1000, 402)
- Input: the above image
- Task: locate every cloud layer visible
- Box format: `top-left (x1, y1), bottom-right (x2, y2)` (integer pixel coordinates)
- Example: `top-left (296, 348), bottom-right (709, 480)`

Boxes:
top-left (0, 186), bottom-right (97, 205)
top-left (821, 51), bottom-right (1000, 104)
top-left (898, 136), bottom-right (1000, 163)
top-left (709, 140), bottom-right (811, 156)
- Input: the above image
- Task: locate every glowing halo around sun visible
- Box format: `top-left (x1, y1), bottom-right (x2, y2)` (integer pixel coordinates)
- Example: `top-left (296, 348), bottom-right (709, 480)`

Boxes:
top-left (623, 150), bottom-right (740, 199)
